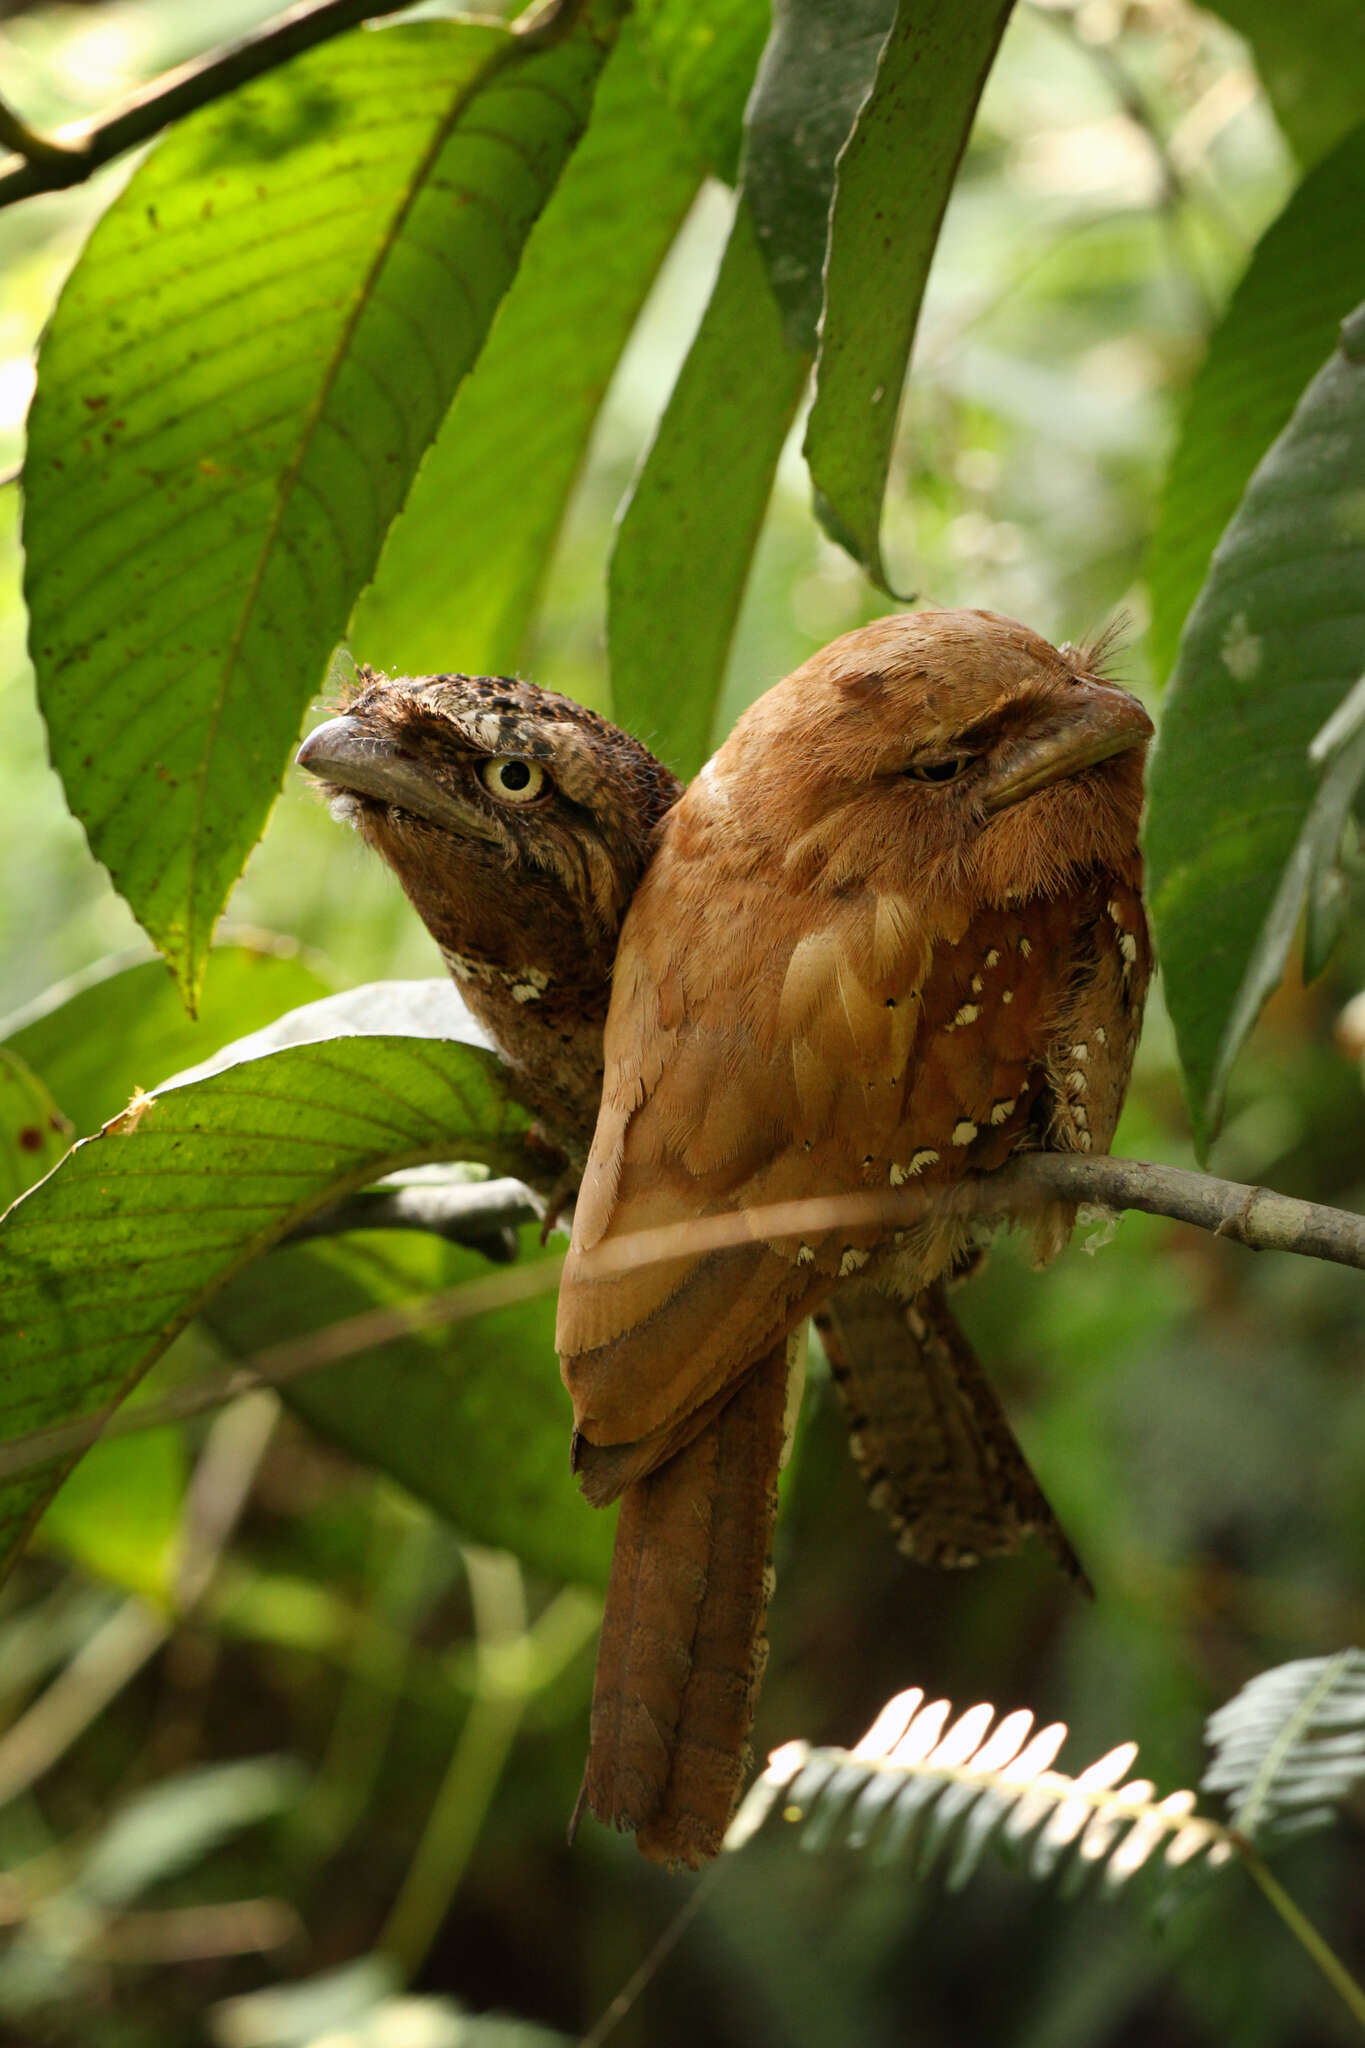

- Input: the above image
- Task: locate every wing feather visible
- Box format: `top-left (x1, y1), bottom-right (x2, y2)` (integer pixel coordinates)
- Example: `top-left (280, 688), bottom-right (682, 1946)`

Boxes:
top-left (557, 868), bottom-right (938, 1460)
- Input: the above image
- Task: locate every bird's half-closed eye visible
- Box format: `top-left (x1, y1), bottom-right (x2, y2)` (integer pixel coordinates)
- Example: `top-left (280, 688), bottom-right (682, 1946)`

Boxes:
top-left (479, 756), bottom-right (548, 804)
top-left (905, 755), bottom-right (975, 785)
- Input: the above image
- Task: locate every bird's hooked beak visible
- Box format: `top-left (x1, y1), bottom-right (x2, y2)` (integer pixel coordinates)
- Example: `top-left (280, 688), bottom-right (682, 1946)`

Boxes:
top-left (296, 715), bottom-right (502, 843)
top-left (977, 679), bottom-right (1153, 816)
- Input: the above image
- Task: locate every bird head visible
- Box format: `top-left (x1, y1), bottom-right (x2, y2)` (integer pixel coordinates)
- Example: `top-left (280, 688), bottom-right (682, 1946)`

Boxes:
top-left (701, 609), bottom-right (1152, 913)
top-left (297, 670), bottom-right (680, 977)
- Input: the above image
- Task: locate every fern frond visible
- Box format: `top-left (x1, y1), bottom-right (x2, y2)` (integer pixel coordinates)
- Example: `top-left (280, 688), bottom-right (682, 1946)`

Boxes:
top-left (1202, 1649), bottom-right (1365, 1843)
top-left (725, 1686), bottom-right (1233, 1896)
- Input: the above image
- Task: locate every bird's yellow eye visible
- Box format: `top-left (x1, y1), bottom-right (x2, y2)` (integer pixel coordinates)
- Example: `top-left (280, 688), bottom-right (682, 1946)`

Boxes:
top-left (478, 756), bottom-right (547, 805)
top-left (907, 756), bottom-right (973, 784)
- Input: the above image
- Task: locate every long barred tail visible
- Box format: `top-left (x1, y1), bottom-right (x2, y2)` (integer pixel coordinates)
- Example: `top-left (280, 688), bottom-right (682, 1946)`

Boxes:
top-left (576, 1342), bottom-right (790, 1868)
top-left (814, 1279), bottom-right (1089, 1592)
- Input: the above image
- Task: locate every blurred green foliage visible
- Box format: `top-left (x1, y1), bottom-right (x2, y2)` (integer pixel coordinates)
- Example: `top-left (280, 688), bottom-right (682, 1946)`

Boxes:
top-left (0, 1), bottom-right (1364, 2045)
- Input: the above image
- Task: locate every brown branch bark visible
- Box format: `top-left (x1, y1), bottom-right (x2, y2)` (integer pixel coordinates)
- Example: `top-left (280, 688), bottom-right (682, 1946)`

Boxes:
top-left (0, 0), bottom-right (580, 212)
top-left (0, 1150), bottom-right (1356, 1485)
top-left (291, 1154), bottom-right (1365, 1273)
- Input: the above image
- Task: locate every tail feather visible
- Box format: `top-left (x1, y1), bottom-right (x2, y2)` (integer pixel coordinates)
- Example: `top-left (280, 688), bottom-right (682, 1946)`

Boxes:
top-left (815, 1280), bottom-right (1089, 1591)
top-left (578, 1343), bottom-right (791, 1867)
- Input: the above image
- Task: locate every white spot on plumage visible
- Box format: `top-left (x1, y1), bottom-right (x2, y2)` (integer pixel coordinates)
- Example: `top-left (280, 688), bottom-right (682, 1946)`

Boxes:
top-left (1071, 1043), bottom-right (1089, 1062)
top-left (839, 1247), bottom-right (869, 1276)
top-left (796, 1242), bottom-right (815, 1265)
top-left (1078, 1129), bottom-right (1093, 1151)
top-left (984, 949), bottom-right (1000, 969)
top-left (1095, 1026), bottom-right (1107, 1045)
top-left (892, 1148), bottom-right (939, 1183)
top-left (989, 1097), bottom-right (1015, 1125)
top-left (970, 974), bottom-right (983, 994)
top-left (1001, 989), bottom-right (1014, 1004)
top-left (1119, 931), bottom-right (1138, 964)
top-left (1066, 1069), bottom-right (1087, 1094)
top-left (1019, 937), bottom-right (1032, 958)
top-left (952, 1120), bottom-right (978, 1145)
top-left (949, 1002), bottom-right (980, 1029)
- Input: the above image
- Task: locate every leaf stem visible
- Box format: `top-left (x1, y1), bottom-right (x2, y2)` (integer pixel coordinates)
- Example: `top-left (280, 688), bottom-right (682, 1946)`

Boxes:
top-left (0, 0), bottom-right (430, 213)
top-left (1236, 1835), bottom-right (1365, 2033)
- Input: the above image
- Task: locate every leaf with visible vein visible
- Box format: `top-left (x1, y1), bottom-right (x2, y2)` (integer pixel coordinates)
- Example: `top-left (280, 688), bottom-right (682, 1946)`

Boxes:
top-left (1145, 302), bottom-right (1365, 1153)
top-left (350, 21), bottom-right (700, 680)
top-left (205, 1230), bottom-right (610, 1587)
top-left (804, 0), bottom-right (1012, 587)
top-left (23, 8), bottom-right (622, 1010)
top-left (0, 1033), bottom-right (533, 1584)
top-left (1147, 120), bottom-right (1365, 684)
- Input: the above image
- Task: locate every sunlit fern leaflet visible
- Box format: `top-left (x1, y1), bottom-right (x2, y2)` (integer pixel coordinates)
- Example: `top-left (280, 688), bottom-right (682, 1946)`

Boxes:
top-left (728, 1656), bottom-right (1365, 1894)
top-left (725, 1684), bottom-right (1234, 1896)
top-left (1203, 1648), bottom-right (1365, 1843)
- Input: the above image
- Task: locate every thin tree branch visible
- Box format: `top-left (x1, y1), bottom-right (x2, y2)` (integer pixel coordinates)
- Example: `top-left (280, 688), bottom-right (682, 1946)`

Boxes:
top-left (0, 1150), bottom-right (1356, 1486)
top-left (0, 0), bottom-right (582, 214)
top-left (982, 1153), bottom-right (1365, 1269)
top-left (285, 1174), bottom-right (538, 1261)
top-left (277, 1154), bottom-right (1365, 1274)
top-left (570, 1155), bottom-right (1365, 1279)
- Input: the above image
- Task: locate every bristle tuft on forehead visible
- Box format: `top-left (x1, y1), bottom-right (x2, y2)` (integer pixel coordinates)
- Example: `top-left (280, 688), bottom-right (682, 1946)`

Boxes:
top-left (1060, 613), bottom-right (1129, 682)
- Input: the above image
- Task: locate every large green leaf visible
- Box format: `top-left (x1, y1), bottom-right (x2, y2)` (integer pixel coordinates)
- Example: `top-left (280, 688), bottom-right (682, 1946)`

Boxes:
top-left (741, 0), bottom-right (896, 351)
top-left (606, 203), bottom-right (808, 775)
top-left (0, 1049), bottom-right (70, 1208)
top-left (205, 1230), bottom-right (610, 1588)
top-left (349, 23), bottom-right (700, 680)
top-left (1200, 0), bottom-right (1365, 166)
top-left (23, 10), bottom-right (620, 1009)
top-left (803, 0), bottom-right (1013, 586)
top-left (2, 937), bottom-right (336, 1135)
top-left (0, 1031), bottom-right (533, 1582)
top-left (1147, 121), bottom-right (1365, 685)
top-left (634, 0), bottom-right (771, 185)
top-left (1145, 303), bottom-right (1365, 1154)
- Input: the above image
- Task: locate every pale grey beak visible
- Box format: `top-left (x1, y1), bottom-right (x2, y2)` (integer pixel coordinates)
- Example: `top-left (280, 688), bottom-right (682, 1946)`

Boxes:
top-left (296, 715), bottom-right (500, 842)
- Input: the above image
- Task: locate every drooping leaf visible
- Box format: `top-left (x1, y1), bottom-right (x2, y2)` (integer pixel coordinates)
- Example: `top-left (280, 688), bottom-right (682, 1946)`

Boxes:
top-left (0, 1048), bottom-right (70, 1208)
top-left (741, 0), bottom-right (897, 352)
top-left (0, 1031), bottom-right (533, 1583)
top-left (1145, 302), bottom-right (1365, 1153)
top-left (1, 937), bottom-right (336, 1136)
top-left (727, 1684), bottom-right (1232, 1896)
top-left (803, 0), bottom-right (1013, 587)
top-left (1147, 121), bottom-right (1365, 685)
top-left (203, 1229), bottom-right (610, 1588)
top-left (349, 22), bottom-right (700, 680)
top-left (634, 0), bottom-right (771, 185)
top-left (607, 202), bottom-right (808, 775)
top-left (23, 9), bottom-right (621, 1009)
top-left (1199, 0), bottom-right (1365, 166)
top-left (149, 978), bottom-right (488, 1087)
